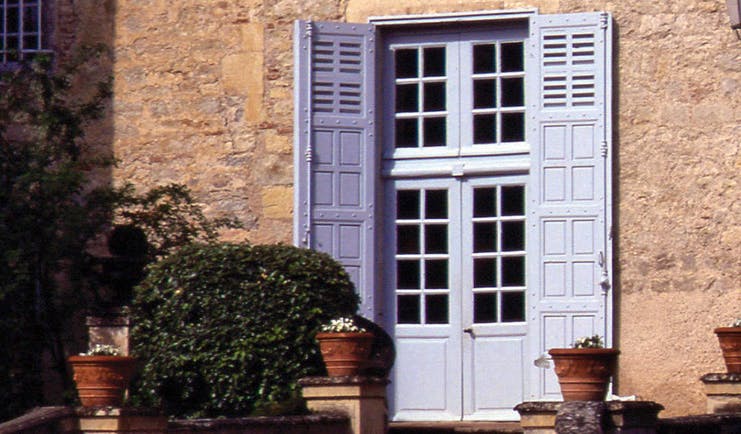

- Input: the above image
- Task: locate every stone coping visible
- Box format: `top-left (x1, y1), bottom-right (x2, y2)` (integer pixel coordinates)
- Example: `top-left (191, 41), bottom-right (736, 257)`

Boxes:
top-left (86, 312), bottom-right (131, 326)
top-left (168, 412), bottom-right (349, 429)
top-left (73, 406), bottom-right (164, 417)
top-left (657, 413), bottom-right (741, 431)
top-left (515, 400), bottom-right (664, 414)
top-left (701, 373), bottom-right (741, 383)
top-left (0, 406), bottom-right (74, 433)
top-left (298, 375), bottom-right (389, 386)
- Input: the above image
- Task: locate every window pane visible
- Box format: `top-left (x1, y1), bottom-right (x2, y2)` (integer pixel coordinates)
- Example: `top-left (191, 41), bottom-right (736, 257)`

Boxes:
top-left (501, 77), bottom-right (524, 107)
top-left (473, 44), bottom-right (495, 74)
top-left (425, 294), bottom-right (448, 324)
top-left (397, 260), bottom-right (420, 289)
top-left (425, 190), bottom-right (447, 219)
top-left (425, 224), bottom-right (448, 254)
top-left (7, 7), bottom-right (19, 31)
top-left (423, 82), bottom-right (446, 111)
top-left (395, 118), bottom-right (418, 148)
top-left (473, 114), bottom-right (496, 144)
top-left (396, 83), bottom-right (418, 112)
top-left (501, 221), bottom-right (525, 251)
top-left (501, 256), bottom-right (525, 287)
top-left (473, 222), bottom-right (497, 253)
top-left (474, 258), bottom-right (496, 288)
top-left (395, 48), bottom-right (418, 78)
top-left (501, 186), bottom-right (525, 216)
top-left (397, 190), bottom-right (420, 219)
top-left (474, 293), bottom-right (498, 323)
top-left (398, 295), bottom-right (420, 324)
top-left (397, 225), bottom-right (420, 254)
top-left (474, 188), bottom-right (496, 217)
top-left (501, 42), bottom-right (524, 72)
top-left (501, 112), bottom-right (524, 142)
top-left (502, 291), bottom-right (525, 322)
top-left (425, 259), bottom-right (448, 289)
top-left (23, 6), bottom-right (39, 32)
top-left (23, 35), bottom-right (37, 51)
top-left (423, 47), bottom-right (445, 77)
top-left (473, 79), bottom-right (496, 109)
top-left (423, 117), bottom-right (446, 147)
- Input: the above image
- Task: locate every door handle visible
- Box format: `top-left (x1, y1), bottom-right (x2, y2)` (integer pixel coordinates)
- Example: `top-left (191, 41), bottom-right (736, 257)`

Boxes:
top-left (463, 327), bottom-right (474, 336)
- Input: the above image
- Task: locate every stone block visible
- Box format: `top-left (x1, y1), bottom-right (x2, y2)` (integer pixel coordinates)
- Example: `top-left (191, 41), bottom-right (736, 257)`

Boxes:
top-left (701, 373), bottom-right (741, 414)
top-left (299, 376), bottom-right (388, 434)
top-left (75, 407), bottom-right (167, 433)
top-left (515, 401), bottom-right (664, 434)
top-left (86, 312), bottom-right (131, 356)
top-left (261, 186), bottom-right (293, 219)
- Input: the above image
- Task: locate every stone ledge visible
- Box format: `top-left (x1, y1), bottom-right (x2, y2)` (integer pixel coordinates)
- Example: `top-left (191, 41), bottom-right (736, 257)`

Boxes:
top-left (298, 376), bottom-right (389, 387)
top-left (168, 412), bottom-right (349, 429)
top-left (0, 406), bottom-right (75, 433)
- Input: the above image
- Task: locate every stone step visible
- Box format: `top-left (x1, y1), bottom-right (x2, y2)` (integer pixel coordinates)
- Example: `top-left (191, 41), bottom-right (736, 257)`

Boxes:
top-left (389, 421), bottom-right (523, 434)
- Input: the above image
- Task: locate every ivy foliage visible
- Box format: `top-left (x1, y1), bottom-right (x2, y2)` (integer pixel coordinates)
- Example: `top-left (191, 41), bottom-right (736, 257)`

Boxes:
top-left (130, 242), bottom-right (359, 418)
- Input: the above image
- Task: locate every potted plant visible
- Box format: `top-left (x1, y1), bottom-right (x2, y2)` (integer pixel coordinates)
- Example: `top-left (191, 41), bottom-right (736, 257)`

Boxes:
top-left (315, 317), bottom-right (374, 376)
top-left (548, 335), bottom-right (619, 401)
top-left (714, 318), bottom-right (741, 374)
top-left (67, 344), bottom-right (137, 406)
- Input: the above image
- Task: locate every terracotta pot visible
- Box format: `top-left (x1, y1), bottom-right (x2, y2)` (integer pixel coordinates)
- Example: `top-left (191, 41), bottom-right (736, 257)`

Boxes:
top-left (68, 355), bottom-right (137, 406)
top-left (548, 348), bottom-right (619, 401)
top-left (316, 332), bottom-right (374, 376)
top-left (714, 327), bottom-right (741, 373)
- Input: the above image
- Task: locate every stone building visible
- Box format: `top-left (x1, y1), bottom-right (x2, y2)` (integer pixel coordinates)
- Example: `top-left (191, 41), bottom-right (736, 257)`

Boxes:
top-left (6, 0), bottom-right (738, 421)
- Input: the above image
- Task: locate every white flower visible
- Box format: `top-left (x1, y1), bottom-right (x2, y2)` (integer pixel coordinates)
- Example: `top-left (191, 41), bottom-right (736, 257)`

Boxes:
top-left (320, 317), bottom-right (367, 333)
top-left (573, 335), bottom-right (604, 349)
top-left (82, 344), bottom-right (121, 356)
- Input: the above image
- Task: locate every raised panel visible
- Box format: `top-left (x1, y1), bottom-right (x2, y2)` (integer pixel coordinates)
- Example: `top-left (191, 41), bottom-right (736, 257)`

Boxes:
top-left (572, 261), bottom-right (595, 296)
top-left (573, 315), bottom-right (596, 338)
top-left (338, 224), bottom-right (361, 259)
top-left (313, 172), bottom-right (334, 205)
top-left (571, 166), bottom-right (594, 200)
top-left (543, 125), bottom-right (566, 160)
top-left (544, 262), bottom-right (566, 297)
top-left (395, 339), bottom-right (449, 411)
top-left (543, 167), bottom-right (566, 202)
top-left (572, 124), bottom-right (594, 159)
top-left (472, 337), bottom-right (524, 409)
top-left (339, 172), bottom-right (361, 206)
top-left (313, 131), bottom-right (335, 164)
top-left (339, 131), bottom-right (362, 165)
top-left (572, 219), bottom-right (595, 254)
top-left (543, 220), bottom-right (567, 255)
top-left (311, 224), bottom-right (334, 254)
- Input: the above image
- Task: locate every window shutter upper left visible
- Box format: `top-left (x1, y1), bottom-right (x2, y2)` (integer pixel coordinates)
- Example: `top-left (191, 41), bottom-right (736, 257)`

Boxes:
top-left (293, 21), bottom-right (378, 319)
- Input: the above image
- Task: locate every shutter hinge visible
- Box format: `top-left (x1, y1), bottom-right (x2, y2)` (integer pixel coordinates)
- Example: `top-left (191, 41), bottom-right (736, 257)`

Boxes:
top-left (305, 21), bottom-right (313, 39)
top-left (600, 140), bottom-right (608, 158)
top-left (598, 251), bottom-right (611, 293)
top-left (599, 13), bottom-right (609, 30)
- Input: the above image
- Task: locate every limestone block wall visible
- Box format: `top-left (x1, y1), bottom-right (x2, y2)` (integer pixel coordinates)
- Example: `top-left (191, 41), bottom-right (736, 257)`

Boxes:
top-left (60, 0), bottom-right (741, 417)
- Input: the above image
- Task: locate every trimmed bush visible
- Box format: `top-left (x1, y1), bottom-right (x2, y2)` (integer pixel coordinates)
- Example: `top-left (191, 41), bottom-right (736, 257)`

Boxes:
top-left (130, 242), bottom-right (359, 418)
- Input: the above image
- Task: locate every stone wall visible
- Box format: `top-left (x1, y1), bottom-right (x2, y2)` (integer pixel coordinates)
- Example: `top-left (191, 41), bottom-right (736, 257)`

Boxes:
top-left (64, 0), bottom-right (740, 417)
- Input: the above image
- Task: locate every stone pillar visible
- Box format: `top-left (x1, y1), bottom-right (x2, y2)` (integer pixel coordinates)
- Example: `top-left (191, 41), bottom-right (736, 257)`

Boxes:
top-left (74, 407), bottom-right (168, 433)
top-left (299, 376), bottom-right (388, 434)
top-left (515, 401), bottom-right (664, 434)
top-left (86, 310), bottom-right (130, 355)
top-left (701, 373), bottom-right (741, 414)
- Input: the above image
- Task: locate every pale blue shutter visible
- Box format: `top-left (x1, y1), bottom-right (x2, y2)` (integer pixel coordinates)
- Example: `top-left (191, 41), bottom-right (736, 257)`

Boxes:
top-left (526, 12), bottom-right (613, 400)
top-left (293, 21), bottom-right (378, 319)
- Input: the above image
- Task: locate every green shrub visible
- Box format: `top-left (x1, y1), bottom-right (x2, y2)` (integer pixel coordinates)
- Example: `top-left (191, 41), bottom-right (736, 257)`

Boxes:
top-left (130, 242), bottom-right (359, 418)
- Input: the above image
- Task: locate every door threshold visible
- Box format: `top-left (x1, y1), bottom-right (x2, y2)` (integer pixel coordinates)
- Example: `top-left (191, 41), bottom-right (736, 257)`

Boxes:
top-left (389, 421), bottom-right (522, 433)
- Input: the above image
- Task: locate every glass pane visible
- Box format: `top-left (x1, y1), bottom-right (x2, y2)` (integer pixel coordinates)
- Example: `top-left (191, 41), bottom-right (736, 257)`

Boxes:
top-left (501, 77), bottom-right (524, 107)
top-left (473, 114), bottom-right (496, 144)
top-left (474, 188), bottom-right (496, 217)
top-left (501, 221), bottom-right (525, 251)
top-left (501, 256), bottom-right (525, 287)
top-left (7, 37), bottom-right (19, 60)
top-left (502, 291), bottom-right (525, 322)
top-left (7, 7), bottom-right (19, 30)
top-left (423, 82), bottom-right (445, 111)
top-left (474, 258), bottom-right (496, 288)
top-left (423, 47), bottom-right (445, 77)
top-left (397, 260), bottom-right (420, 289)
top-left (473, 222), bottom-right (497, 253)
top-left (23, 6), bottom-right (38, 32)
top-left (396, 83), bottom-right (418, 113)
top-left (501, 42), bottom-right (524, 72)
top-left (474, 79), bottom-right (496, 109)
top-left (395, 118), bottom-right (418, 148)
top-left (473, 44), bottom-right (495, 74)
top-left (398, 295), bottom-right (420, 324)
top-left (23, 35), bottom-right (37, 51)
top-left (397, 225), bottom-right (420, 254)
top-left (425, 190), bottom-right (448, 219)
top-left (397, 190), bottom-right (420, 219)
top-left (474, 293), bottom-right (498, 323)
top-left (501, 186), bottom-right (525, 216)
top-left (425, 224), bottom-right (448, 254)
top-left (423, 117), bottom-right (446, 147)
top-left (395, 48), bottom-right (418, 78)
top-left (425, 294), bottom-right (448, 324)
top-left (425, 259), bottom-right (448, 289)
top-left (501, 112), bottom-right (524, 142)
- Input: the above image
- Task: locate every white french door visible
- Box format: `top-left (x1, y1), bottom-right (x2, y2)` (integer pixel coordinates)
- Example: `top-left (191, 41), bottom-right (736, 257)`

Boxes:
top-left (385, 175), bottom-right (528, 421)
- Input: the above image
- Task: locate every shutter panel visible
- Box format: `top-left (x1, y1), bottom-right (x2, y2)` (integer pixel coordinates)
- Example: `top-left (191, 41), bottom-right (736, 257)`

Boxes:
top-left (294, 21), bottom-right (378, 319)
top-left (526, 12), bottom-right (613, 400)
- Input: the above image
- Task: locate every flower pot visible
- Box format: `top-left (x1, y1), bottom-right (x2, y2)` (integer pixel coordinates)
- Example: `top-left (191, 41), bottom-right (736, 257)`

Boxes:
top-left (548, 348), bottom-right (619, 401)
top-left (714, 327), bottom-right (741, 373)
top-left (68, 355), bottom-right (137, 406)
top-left (316, 332), bottom-right (374, 376)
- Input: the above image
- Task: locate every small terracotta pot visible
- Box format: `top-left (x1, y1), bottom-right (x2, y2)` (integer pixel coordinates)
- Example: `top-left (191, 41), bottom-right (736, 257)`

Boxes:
top-left (68, 355), bottom-right (138, 406)
top-left (316, 332), bottom-right (374, 376)
top-left (548, 348), bottom-right (619, 401)
top-left (714, 327), bottom-right (741, 374)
